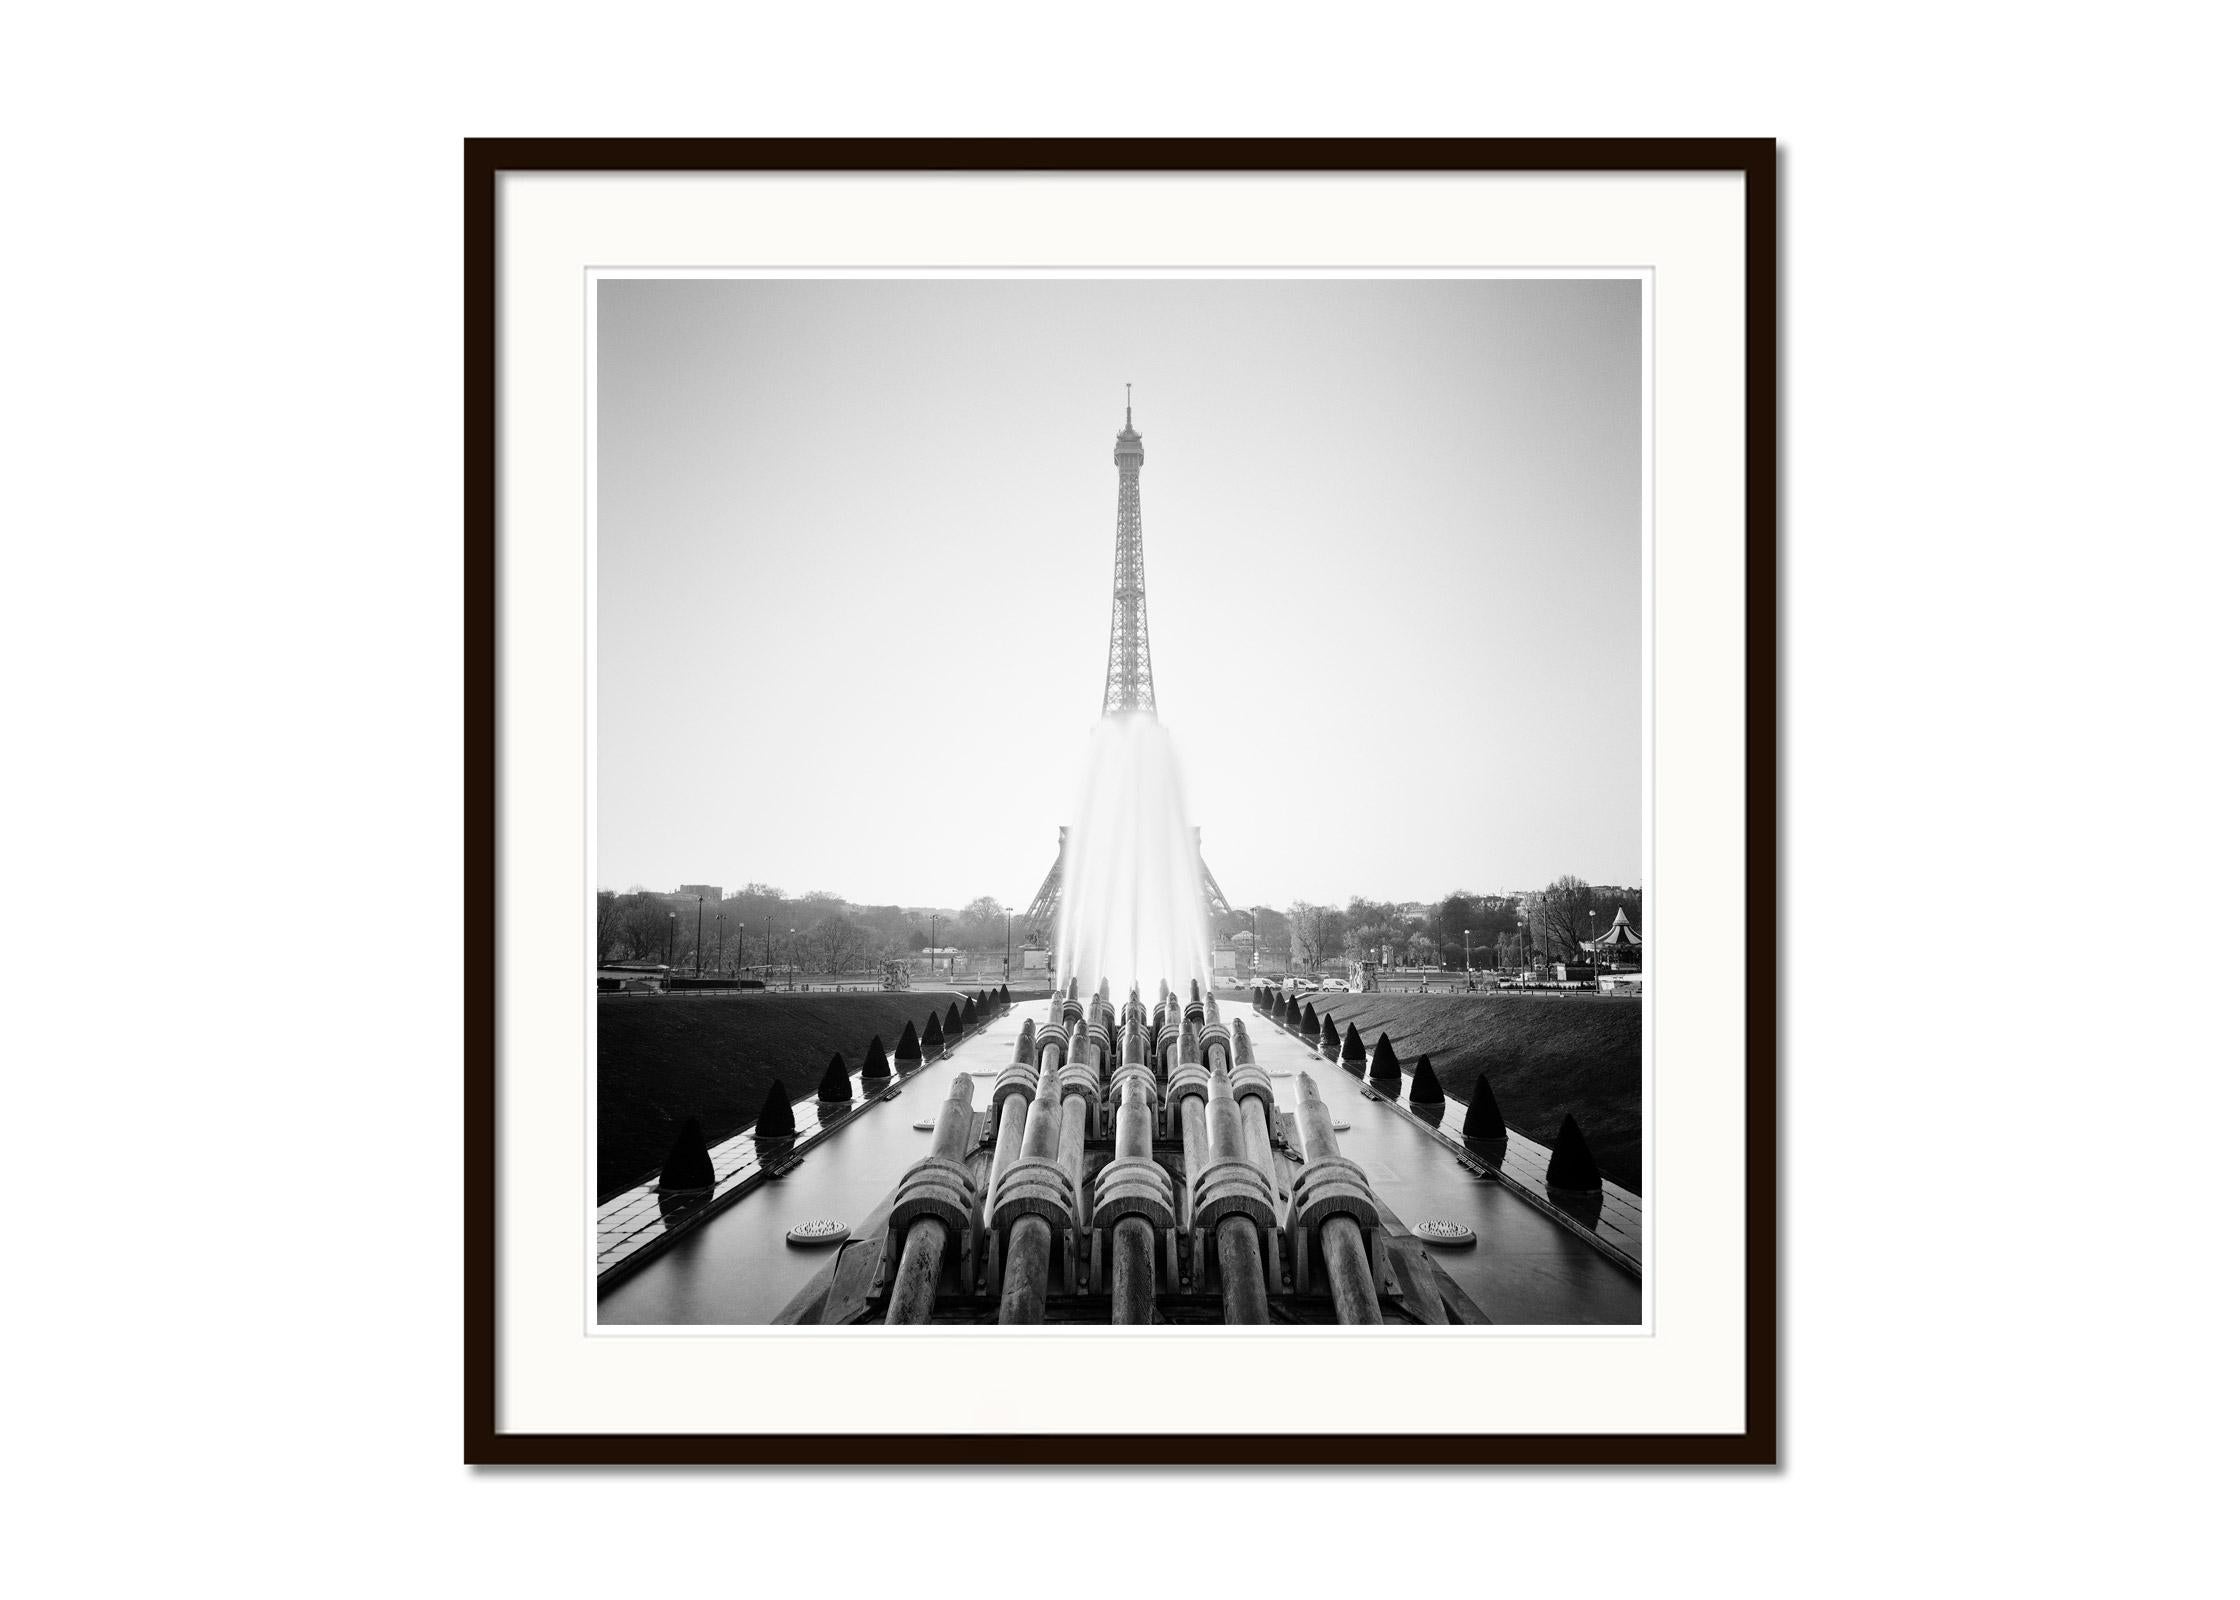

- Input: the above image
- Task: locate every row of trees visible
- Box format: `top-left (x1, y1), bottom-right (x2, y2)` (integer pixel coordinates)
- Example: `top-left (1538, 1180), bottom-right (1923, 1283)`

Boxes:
top-left (1253, 876), bottom-right (1643, 972)
top-left (594, 885), bottom-right (1022, 974)
top-left (596, 877), bottom-right (1640, 976)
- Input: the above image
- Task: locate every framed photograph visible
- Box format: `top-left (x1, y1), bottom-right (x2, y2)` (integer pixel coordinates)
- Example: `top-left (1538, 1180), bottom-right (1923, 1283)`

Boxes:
top-left (469, 138), bottom-right (1775, 1464)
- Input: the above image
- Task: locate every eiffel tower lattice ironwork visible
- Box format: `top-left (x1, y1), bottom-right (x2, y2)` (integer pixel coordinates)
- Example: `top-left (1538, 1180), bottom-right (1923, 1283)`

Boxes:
top-left (1101, 389), bottom-right (1156, 716)
top-left (1019, 392), bottom-right (1233, 951)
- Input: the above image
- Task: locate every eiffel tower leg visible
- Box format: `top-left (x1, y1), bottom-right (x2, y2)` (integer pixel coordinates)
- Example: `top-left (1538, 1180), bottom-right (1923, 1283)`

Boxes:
top-left (1198, 858), bottom-right (1233, 919)
top-left (1021, 845), bottom-right (1064, 946)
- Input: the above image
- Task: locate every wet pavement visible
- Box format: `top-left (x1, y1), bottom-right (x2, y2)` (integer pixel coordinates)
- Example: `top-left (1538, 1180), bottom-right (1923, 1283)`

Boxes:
top-left (598, 996), bottom-right (1641, 1326)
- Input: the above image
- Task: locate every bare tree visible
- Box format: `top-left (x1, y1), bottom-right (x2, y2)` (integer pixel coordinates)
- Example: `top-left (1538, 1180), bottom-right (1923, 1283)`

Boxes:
top-left (617, 892), bottom-right (671, 961)
top-left (811, 913), bottom-right (867, 976)
top-left (956, 895), bottom-right (1006, 949)
top-left (595, 891), bottom-right (622, 962)
top-left (1530, 874), bottom-right (1598, 961)
top-left (1288, 900), bottom-right (1342, 971)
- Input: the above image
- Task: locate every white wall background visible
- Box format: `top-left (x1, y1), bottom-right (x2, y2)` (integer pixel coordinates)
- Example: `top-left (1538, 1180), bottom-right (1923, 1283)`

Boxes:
top-left (4, 3), bottom-right (2230, 1595)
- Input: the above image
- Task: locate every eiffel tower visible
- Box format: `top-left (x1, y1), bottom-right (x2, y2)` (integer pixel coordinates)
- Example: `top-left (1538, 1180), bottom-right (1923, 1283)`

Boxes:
top-left (1019, 391), bottom-right (1233, 947)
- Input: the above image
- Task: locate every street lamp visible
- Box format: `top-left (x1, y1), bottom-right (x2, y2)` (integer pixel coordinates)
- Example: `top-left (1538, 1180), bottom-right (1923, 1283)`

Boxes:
top-left (695, 894), bottom-right (705, 978)
top-left (1588, 908), bottom-right (1599, 987)
top-left (665, 911), bottom-right (676, 972)
top-left (1004, 906), bottom-right (1013, 984)
top-left (1464, 928), bottom-right (1472, 991)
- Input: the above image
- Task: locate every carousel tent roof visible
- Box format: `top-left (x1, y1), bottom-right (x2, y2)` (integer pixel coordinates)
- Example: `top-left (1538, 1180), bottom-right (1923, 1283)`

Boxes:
top-left (1586, 906), bottom-right (1644, 949)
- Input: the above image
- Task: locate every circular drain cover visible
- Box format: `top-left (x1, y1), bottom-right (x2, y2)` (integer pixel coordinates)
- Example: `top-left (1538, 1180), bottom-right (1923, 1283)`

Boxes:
top-left (912, 1119), bottom-right (936, 1131)
top-left (1412, 1220), bottom-right (1476, 1248)
top-left (786, 1219), bottom-right (849, 1247)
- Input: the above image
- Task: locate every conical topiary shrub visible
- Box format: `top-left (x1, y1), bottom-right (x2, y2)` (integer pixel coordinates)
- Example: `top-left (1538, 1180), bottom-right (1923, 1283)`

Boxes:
top-left (817, 1052), bottom-right (852, 1103)
top-left (1340, 1022), bottom-right (1365, 1065)
top-left (754, 1079), bottom-right (797, 1138)
top-left (1545, 1113), bottom-right (1603, 1194)
top-left (861, 1034), bottom-right (891, 1080)
top-left (1320, 1014), bottom-right (1340, 1057)
top-left (1408, 1054), bottom-right (1445, 1109)
top-left (1284, 995), bottom-right (1301, 1028)
top-left (945, 1000), bottom-right (963, 1036)
top-left (1300, 1001), bottom-right (1317, 1037)
top-left (657, 1116), bottom-right (714, 1191)
top-left (963, 995), bottom-right (979, 1027)
top-left (1367, 1033), bottom-right (1401, 1080)
top-left (999, 984), bottom-right (1011, 1005)
top-left (1462, 1074), bottom-right (1505, 1140)
top-left (894, 1020), bottom-right (922, 1067)
top-left (924, 1011), bottom-right (946, 1056)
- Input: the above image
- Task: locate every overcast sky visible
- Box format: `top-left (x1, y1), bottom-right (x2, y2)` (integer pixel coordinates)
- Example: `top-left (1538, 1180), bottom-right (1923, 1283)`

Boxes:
top-left (596, 276), bottom-right (1641, 910)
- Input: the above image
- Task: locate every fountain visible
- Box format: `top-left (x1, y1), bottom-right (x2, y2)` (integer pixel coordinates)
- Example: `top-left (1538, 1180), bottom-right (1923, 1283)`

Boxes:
top-left (593, 400), bottom-right (1644, 1328)
top-left (1054, 712), bottom-right (1210, 1000)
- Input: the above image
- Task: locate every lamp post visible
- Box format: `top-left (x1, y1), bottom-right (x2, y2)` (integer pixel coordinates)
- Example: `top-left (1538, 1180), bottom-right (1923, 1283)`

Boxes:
top-left (787, 927), bottom-right (797, 990)
top-left (665, 911), bottom-right (676, 973)
top-left (694, 894), bottom-right (705, 978)
top-left (736, 921), bottom-right (747, 985)
top-left (1588, 908), bottom-right (1599, 987)
top-left (1464, 928), bottom-right (1472, 991)
top-left (1004, 906), bottom-right (1013, 984)
top-left (929, 913), bottom-right (942, 980)
top-left (764, 914), bottom-right (772, 983)
top-left (716, 909), bottom-right (725, 983)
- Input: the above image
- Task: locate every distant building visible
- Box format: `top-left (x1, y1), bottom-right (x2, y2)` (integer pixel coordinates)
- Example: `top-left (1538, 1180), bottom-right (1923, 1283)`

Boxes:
top-left (675, 883), bottom-right (722, 901)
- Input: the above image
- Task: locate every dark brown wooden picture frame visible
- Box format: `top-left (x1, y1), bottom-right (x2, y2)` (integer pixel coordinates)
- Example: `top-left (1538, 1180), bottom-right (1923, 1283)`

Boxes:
top-left (466, 137), bottom-right (1776, 1466)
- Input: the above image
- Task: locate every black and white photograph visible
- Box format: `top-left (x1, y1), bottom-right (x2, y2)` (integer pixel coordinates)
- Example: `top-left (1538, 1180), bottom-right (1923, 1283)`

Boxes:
top-left (17, 5), bottom-right (2238, 1589)
top-left (589, 275), bottom-right (1649, 1329)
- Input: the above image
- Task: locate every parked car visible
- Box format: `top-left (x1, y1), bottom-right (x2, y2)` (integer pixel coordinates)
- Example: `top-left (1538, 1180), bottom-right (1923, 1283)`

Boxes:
top-left (1320, 977), bottom-right (1350, 992)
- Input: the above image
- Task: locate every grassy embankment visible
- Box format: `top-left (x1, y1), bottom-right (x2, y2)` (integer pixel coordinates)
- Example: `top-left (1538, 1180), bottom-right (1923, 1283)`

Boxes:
top-left (598, 990), bottom-right (974, 1200)
top-left (1288, 992), bottom-right (1642, 1192)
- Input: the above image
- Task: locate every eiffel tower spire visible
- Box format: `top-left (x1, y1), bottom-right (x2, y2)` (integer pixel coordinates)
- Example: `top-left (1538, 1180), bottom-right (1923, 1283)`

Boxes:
top-left (1019, 393), bottom-right (1234, 951)
top-left (1100, 386), bottom-right (1157, 717)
